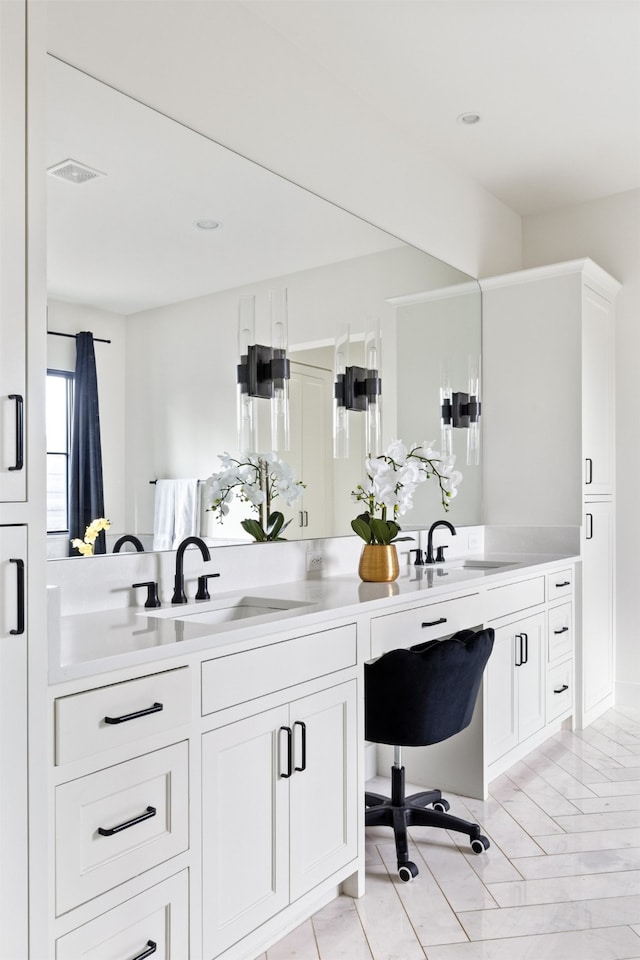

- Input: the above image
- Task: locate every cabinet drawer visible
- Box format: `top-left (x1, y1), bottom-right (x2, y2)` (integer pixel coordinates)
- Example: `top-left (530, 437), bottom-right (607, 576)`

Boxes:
top-left (201, 623), bottom-right (356, 715)
top-left (547, 568), bottom-right (573, 601)
top-left (55, 667), bottom-right (192, 765)
top-left (56, 742), bottom-right (189, 915)
top-left (548, 603), bottom-right (573, 662)
top-left (370, 592), bottom-right (481, 658)
top-left (55, 870), bottom-right (188, 960)
top-left (547, 660), bottom-right (573, 721)
top-left (485, 577), bottom-right (545, 622)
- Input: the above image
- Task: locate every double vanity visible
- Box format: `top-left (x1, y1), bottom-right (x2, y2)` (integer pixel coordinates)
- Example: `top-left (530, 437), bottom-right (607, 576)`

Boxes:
top-left (47, 541), bottom-right (578, 960)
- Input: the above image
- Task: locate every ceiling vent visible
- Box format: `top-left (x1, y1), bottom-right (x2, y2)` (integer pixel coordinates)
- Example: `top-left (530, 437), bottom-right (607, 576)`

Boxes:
top-left (47, 159), bottom-right (106, 184)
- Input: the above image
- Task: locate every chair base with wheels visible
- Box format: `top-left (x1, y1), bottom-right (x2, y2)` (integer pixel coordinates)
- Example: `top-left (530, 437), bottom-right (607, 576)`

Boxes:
top-left (365, 746), bottom-right (490, 881)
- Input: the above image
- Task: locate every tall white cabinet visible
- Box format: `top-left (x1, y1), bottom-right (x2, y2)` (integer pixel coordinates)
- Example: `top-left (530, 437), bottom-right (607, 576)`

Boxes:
top-left (481, 258), bottom-right (620, 727)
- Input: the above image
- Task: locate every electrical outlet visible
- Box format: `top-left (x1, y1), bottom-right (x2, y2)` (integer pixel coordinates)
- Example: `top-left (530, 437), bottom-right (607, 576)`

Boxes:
top-left (468, 532), bottom-right (481, 552)
top-left (306, 551), bottom-right (324, 572)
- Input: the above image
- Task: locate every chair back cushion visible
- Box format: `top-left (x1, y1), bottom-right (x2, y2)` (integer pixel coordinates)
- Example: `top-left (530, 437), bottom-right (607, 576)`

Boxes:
top-left (365, 627), bottom-right (494, 746)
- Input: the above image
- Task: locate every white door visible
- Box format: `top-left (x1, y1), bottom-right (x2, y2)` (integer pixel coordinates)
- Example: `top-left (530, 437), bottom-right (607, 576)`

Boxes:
top-left (516, 612), bottom-right (546, 743)
top-left (201, 706), bottom-right (290, 957)
top-left (485, 623), bottom-right (519, 764)
top-left (289, 681), bottom-right (357, 900)
top-left (0, 525), bottom-right (28, 958)
top-left (288, 363), bottom-right (333, 539)
top-left (582, 285), bottom-right (614, 496)
top-left (0, 2), bottom-right (26, 502)
top-left (582, 500), bottom-right (614, 716)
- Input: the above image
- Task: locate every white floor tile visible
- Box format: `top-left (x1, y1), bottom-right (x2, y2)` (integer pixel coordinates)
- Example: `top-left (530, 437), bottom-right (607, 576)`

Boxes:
top-left (423, 925), bottom-right (640, 959)
top-left (488, 868), bottom-right (640, 906)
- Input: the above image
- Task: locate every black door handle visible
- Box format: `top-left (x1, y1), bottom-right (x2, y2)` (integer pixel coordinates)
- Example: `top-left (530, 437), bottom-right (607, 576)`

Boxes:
top-left (515, 633), bottom-right (524, 667)
top-left (9, 558), bottom-right (25, 635)
top-left (554, 684), bottom-right (569, 694)
top-left (98, 805), bottom-right (156, 836)
top-left (554, 626), bottom-right (569, 635)
top-left (294, 720), bottom-right (307, 772)
top-left (585, 457), bottom-right (593, 484)
top-left (422, 617), bottom-right (447, 628)
top-left (130, 942), bottom-right (157, 960)
top-left (586, 513), bottom-right (593, 540)
top-left (104, 702), bottom-right (163, 725)
top-left (8, 394), bottom-right (24, 471)
top-left (555, 581), bottom-right (571, 588)
top-left (280, 725), bottom-right (293, 778)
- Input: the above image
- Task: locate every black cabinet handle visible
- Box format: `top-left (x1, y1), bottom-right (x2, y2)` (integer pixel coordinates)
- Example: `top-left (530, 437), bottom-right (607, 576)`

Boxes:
top-left (104, 702), bottom-right (163, 725)
top-left (280, 725), bottom-right (293, 778)
top-left (515, 632), bottom-right (526, 667)
top-left (554, 684), bottom-right (569, 694)
top-left (294, 720), bottom-right (307, 772)
top-left (130, 942), bottom-right (157, 960)
top-left (9, 558), bottom-right (25, 635)
top-left (522, 632), bottom-right (529, 664)
top-left (555, 581), bottom-right (571, 588)
top-left (422, 617), bottom-right (447, 628)
top-left (299, 511), bottom-right (304, 527)
top-left (585, 457), bottom-right (593, 484)
top-left (8, 394), bottom-right (24, 471)
top-left (554, 626), bottom-right (569, 635)
top-left (98, 805), bottom-right (156, 836)
top-left (586, 513), bottom-right (594, 540)
top-left (303, 510), bottom-right (309, 528)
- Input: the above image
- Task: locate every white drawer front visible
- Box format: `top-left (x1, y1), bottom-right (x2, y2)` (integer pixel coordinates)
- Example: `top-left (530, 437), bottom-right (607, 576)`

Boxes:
top-left (547, 660), bottom-right (573, 721)
top-left (56, 870), bottom-right (188, 960)
top-left (56, 742), bottom-right (189, 915)
top-left (548, 603), bottom-right (573, 662)
top-left (485, 577), bottom-right (545, 622)
top-left (55, 667), bottom-right (192, 765)
top-left (201, 623), bottom-right (356, 715)
top-left (370, 592), bottom-right (481, 658)
top-left (547, 569), bottom-right (573, 602)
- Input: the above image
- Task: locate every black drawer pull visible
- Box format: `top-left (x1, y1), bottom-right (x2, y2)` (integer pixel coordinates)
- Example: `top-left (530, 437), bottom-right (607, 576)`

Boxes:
top-left (9, 558), bottom-right (25, 635)
top-left (280, 725), bottom-right (293, 778)
top-left (130, 941), bottom-right (157, 960)
top-left (104, 702), bottom-right (163, 725)
top-left (554, 684), bottom-right (569, 694)
top-left (8, 394), bottom-right (24, 471)
top-left (98, 805), bottom-right (156, 837)
top-left (555, 581), bottom-right (571, 588)
top-left (294, 720), bottom-right (307, 772)
top-left (422, 617), bottom-right (447, 628)
top-left (554, 626), bottom-right (569, 635)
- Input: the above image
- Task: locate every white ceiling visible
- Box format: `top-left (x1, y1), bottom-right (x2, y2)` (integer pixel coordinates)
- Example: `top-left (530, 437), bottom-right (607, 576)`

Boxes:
top-left (245, 0), bottom-right (640, 216)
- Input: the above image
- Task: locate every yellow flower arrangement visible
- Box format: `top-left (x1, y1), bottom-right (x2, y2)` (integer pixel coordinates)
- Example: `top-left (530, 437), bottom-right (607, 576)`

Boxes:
top-left (71, 517), bottom-right (111, 556)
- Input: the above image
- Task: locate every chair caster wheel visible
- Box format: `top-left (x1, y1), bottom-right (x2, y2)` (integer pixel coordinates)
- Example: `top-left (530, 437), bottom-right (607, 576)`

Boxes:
top-left (432, 799), bottom-right (450, 812)
top-left (470, 835), bottom-right (490, 854)
top-left (398, 861), bottom-right (419, 882)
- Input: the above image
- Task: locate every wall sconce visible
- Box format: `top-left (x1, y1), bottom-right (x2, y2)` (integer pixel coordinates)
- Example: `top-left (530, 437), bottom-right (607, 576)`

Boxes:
top-left (440, 357), bottom-right (481, 466)
top-left (237, 289), bottom-right (290, 452)
top-left (333, 321), bottom-right (382, 458)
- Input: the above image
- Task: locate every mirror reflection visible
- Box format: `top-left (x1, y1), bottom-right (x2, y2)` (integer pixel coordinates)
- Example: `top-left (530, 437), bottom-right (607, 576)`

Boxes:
top-left (46, 56), bottom-right (481, 558)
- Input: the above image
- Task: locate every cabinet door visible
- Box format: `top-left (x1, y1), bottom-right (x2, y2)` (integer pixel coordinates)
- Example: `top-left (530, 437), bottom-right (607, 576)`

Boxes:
top-left (582, 500), bottom-right (614, 716)
top-left (582, 285), bottom-right (614, 496)
top-left (0, 2), bottom-right (26, 502)
top-left (0, 525), bottom-right (27, 957)
top-left (288, 364), bottom-right (333, 539)
top-left (485, 624), bottom-right (519, 764)
top-left (201, 706), bottom-right (290, 958)
top-left (515, 612), bottom-right (546, 743)
top-left (289, 681), bottom-right (357, 900)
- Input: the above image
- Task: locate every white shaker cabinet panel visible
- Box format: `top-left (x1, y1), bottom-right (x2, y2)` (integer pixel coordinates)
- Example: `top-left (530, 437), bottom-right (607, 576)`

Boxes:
top-left (582, 285), bottom-right (615, 496)
top-left (581, 500), bottom-right (615, 722)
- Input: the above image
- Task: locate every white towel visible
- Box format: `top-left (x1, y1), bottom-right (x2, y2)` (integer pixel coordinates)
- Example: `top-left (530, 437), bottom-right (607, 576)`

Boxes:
top-left (153, 479), bottom-right (200, 551)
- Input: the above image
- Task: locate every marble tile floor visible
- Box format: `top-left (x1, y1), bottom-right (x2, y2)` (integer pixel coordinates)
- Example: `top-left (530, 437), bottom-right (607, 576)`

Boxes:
top-left (259, 705), bottom-right (640, 960)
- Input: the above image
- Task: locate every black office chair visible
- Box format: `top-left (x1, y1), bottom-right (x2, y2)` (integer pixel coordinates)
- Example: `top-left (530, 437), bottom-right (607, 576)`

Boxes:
top-left (365, 627), bottom-right (494, 881)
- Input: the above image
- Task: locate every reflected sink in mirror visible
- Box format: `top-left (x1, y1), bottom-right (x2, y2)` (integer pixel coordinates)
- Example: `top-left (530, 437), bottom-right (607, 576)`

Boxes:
top-left (140, 595), bottom-right (314, 628)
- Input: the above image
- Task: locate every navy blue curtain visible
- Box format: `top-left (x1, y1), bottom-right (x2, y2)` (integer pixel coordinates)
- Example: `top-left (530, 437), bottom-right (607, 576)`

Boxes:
top-left (68, 332), bottom-right (106, 555)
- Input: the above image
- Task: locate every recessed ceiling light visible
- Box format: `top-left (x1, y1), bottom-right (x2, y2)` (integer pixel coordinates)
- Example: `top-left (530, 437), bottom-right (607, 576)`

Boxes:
top-left (195, 219), bottom-right (222, 230)
top-left (457, 113), bottom-right (481, 125)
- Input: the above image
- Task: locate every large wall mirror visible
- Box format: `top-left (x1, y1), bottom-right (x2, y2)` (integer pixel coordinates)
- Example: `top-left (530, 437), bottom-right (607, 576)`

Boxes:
top-left (46, 55), bottom-right (482, 559)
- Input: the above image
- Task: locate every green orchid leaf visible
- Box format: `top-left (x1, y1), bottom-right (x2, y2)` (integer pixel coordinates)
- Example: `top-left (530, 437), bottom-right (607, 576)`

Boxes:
top-left (369, 518), bottom-right (393, 544)
top-left (240, 518), bottom-right (266, 541)
top-left (266, 511), bottom-right (285, 538)
top-left (351, 517), bottom-right (373, 542)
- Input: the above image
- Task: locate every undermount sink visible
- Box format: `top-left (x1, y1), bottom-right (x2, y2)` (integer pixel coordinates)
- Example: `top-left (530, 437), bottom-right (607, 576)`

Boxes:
top-left (141, 595), bottom-right (313, 628)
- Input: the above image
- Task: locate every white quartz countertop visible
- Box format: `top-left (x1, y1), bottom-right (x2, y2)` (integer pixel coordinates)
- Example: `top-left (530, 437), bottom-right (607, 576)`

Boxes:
top-left (48, 552), bottom-right (578, 684)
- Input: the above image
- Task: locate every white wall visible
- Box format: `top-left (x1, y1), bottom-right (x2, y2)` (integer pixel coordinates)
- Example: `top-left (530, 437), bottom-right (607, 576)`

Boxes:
top-left (522, 187), bottom-right (640, 706)
top-left (45, 0), bottom-right (522, 281)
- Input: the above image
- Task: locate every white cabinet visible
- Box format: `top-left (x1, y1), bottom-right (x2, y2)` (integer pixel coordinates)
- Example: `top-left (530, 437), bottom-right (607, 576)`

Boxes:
top-left (580, 499), bottom-right (615, 723)
top-left (287, 363), bottom-right (333, 539)
top-left (201, 679), bottom-right (357, 958)
top-left (486, 611), bottom-right (545, 765)
top-left (0, 524), bottom-right (28, 957)
top-left (582, 285), bottom-right (615, 496)
top-left (0, 1), bottom-right (26, 503)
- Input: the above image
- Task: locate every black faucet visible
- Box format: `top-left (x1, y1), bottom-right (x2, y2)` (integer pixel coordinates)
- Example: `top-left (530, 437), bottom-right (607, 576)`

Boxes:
top-left (113, 534), bottom-right (145, 553)
top-left (425, 520), bottom-right (456, 564)
top-left (172, 536), bottom-right (212, 604)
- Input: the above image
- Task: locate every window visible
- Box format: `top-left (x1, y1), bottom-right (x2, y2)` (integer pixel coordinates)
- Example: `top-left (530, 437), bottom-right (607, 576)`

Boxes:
top-left (46, 370), bottom-right (73, 533)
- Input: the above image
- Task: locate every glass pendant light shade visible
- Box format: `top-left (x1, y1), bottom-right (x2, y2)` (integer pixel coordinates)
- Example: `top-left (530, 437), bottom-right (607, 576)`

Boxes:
top-left (364, 321), bottom-right (382, 457)
top-left (333, 322), bottom-right (350, 459)
top-left (269, 287), bottom-right (290, 452)
top-left (466, 355), bottom-right (481, 466)
top-left (237, 295), bottom-right (257, 452)
top-left (440, 358), bottom-right (453, 458)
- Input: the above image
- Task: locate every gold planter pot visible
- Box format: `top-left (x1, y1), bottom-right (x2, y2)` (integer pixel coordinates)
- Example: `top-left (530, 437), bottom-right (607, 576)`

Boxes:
top-left (358, 543), bottom-right (399, 583)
